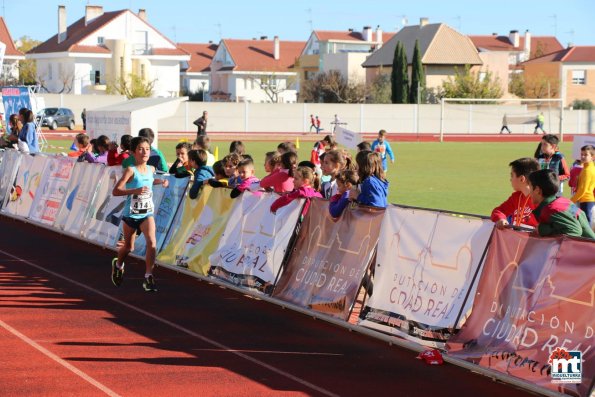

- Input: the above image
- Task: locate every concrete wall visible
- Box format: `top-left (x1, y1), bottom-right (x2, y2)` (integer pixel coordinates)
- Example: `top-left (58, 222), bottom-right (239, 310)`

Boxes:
top-left (19, 94), bottom-right (594, 135)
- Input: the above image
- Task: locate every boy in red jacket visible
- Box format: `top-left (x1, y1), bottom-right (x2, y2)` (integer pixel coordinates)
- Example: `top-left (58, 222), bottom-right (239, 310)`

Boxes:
top-left (491, 157), bottom-right (540, 229)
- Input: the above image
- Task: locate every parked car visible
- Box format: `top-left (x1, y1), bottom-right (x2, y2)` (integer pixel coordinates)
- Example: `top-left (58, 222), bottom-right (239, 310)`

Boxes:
top-left (36, 107), bottom-right (75, 130)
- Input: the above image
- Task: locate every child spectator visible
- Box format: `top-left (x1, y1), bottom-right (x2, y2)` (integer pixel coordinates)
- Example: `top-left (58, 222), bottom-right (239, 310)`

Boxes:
top-left (491, 158), bottom-right (540, 229)
top-left (297, 160), bottom-right (321, 192)
top-left (357, 141), bottom-right (371, 152)
top-left (209, 152), bottom-right (242, 188)
top-left (535, 134), bottom-right (570, 194)
top-left (211, 160), bottom-right (228, 186)
top-left (371, 129), bottom-right (395, 173)
top-left (111, 136), bottom-right (169, 292)
top-left (168, 142), bottom-right (193, 178)
top-left (329, 169), bottom-right (359, 218)
top-left (194, 136), bottom-right (215, 166)
top-left (81, 135), bottom-right (110, 164)
top-left (229, 140), bottom-right (245, 155)
top-left (230, 158), bottom-right (260, 198)
top-left (568, 160), bottom-right (583, 195)
top-left (69, 133), bottom-right (90, 158)
top-left (320, 150), bottom-right (353, 199)
top-left (18, 109), bottom-right (38, 153)
top-left (529, 169), bottom-right (595, 239)
top-left (350, 151), bottom-right (389, 208)
top-left (270, 166), bottom-right (322, 214)
top-left (107, 135), bottom-right (132, 166)
top-left (277, 141), bottom-right (297, 154)
top-left (570, 145), bottom-right (595, 225)
top-left (260, 151), bottom-right (296, 193)
top-left (188, 149), bottom-right (214, 199)
top-left (310, 135), bottom-right (334, 170)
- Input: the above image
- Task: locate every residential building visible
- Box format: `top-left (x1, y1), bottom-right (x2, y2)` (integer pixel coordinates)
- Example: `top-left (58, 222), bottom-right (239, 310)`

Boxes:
top-left (178, 42), bottom-right (218, 97)
top-left (469, 30), bottom-right (563, 94)
top-left (27, 5), bottom-right (189, 97)
top-left (298, 27), bottom-right (395, 86)
top-left (209, 37), bottom-right (305, 103)
top-left (0, 17), bottom-right (25, 83)
top-left (362, 19), bottom-right (482, 93)
top-left (522, 46), bottom-right (595, 106)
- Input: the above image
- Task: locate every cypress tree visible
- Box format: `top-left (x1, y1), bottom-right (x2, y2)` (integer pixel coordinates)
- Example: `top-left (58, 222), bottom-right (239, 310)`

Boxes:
top-left (409, 40), bottom-right (425, 104)
top-left (397, 41), bottom-right (410, 103)
top-left (391, 42), bottom-right (401, 104)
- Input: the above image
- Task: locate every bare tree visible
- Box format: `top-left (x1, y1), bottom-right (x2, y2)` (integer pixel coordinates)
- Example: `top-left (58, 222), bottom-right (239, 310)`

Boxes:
top-left (107, 73), bottom-right (157, 99)
top-left (249, 73), bottom-right (295, 103)
top-left (300, 70), bottom-right (366, 103)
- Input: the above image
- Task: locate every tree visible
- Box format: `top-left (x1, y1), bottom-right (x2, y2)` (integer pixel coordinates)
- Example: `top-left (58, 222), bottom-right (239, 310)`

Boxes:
top-left (300, 70), bottom-right (366, 103)
top-left (391, 41), bottom-right (409, 103)
top-left (524, 73), bottom-right (559, 98)
top-left (409, 40), bottom-right (425, 104)
top-left (509, 72), bottom-right (525, 97)
top-left (369, 72), bottom-right (391, 103)
top-left (571, 99), bottom-right (593, 110)
top-left (107, 73), bottom-right (156, 99)
top-left (16, 36), bottom-right (41, 85)
top-left (249, 73), bottom-right (295, 103)
top-left (441, 65), bottom-right (503, 99)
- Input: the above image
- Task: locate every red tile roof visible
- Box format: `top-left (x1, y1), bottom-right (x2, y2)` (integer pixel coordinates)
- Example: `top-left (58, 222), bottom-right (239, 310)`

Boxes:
top-left (0, 17), bottom-right (23, 57)
top-left (70, 44), bottom-right (111, 54)
top-left (314, 30), bottom-right (395, 43)
top-left (221, 39), bottom-right (306, 72)
top-left (469, 35), bottom-right (563, 59)
top-left (28, 10), bottom-right (126, 54)
top-left (523, 46), bottom-right (595, 64)
top-left (177, 43), bottom-right (218, 72)
top-left (151, 47), bottom-right (189, 57)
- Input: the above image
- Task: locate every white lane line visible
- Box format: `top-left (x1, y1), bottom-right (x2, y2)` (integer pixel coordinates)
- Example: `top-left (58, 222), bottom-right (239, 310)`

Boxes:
top-left (0, 319), bottom-right (121, 397)
top-left (193, 348), bottom-right (343, 356)
top-left (0, 249), bottom-right (339, 397)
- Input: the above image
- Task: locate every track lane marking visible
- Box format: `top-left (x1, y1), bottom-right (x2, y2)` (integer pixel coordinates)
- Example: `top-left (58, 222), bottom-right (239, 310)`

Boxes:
top-left (0, 249), bottom-right (339, 397)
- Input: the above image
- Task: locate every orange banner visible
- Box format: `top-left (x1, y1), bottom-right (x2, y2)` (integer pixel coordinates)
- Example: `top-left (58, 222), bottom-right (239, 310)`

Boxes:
top-left (447, 229), bottom-right (594, 397)
top-left (273, 199), bottom-right (385, 320)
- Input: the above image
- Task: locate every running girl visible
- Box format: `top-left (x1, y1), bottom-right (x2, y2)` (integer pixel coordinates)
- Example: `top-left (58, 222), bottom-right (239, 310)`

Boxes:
top-left (111, 136), bottom-right (169, 292)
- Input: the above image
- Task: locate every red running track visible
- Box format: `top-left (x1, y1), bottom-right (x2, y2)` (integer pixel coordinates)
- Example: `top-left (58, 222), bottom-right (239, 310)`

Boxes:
top-left (0, 216), bottom-right (537, 397)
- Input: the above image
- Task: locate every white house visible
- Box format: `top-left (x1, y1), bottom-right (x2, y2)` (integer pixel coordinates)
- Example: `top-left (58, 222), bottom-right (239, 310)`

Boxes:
top-left (27, 5), bottom-right (189, 97)
top-left (178, 42), bottom-right (218, 96)
top-left (0, 17), bottom-right (25, 83)
top-left (209, 37), bottom-right (305, 103)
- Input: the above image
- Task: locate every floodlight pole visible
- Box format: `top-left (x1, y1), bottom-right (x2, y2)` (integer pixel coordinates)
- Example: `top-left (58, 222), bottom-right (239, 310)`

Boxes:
top-left (439, 97), bottom-right (444, 142)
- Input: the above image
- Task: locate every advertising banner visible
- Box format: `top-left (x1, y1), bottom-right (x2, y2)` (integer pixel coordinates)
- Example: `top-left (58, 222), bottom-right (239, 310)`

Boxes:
top-left (158, 187), bottom-right (234, 275)
top-left (209, 192), bottom-right (303, 294)
top-left (1, 87), bottom-right (31, 118)
top-left (358, 207), bottom-right (494, 347)
top-left (53, 162), bottom-right (105, 236)
top-left (86, 110), bottom-right (131, 142)
top-left (447, 229), bottom-right (594, 397)
top-left (29, 156), bottom-right (76, 224)
top-left (82, 166), bottom-right (126, 247)
top-left (335, 126), bottom-right (363, 150)
top-left (0, 150), bottom-right (21, 208)
top-left (3, 154), bottom-right (48, 218)
top-left (273, 200), bottom-right (385, 320)
top-left (134, 175), bottom-right (189, 255)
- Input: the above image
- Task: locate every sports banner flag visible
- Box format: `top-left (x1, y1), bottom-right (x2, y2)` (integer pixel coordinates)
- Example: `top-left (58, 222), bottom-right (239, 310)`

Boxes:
top-left (209, 191), bottom-right (303, 294)
top-left (273, 200), bottom-right (385, 320)
top-left (82, 166), bottom-right (126, 247)
top-left (0, 150), bottom-right (21, 209)
top-left (53, 162), bottom-right (105, 236)
top-left (29, 156), bottom-right (76, 224)
top-left (133, 175), bottom-right (189, 256)
top-left (3, 154), bottom-right (48, 218)
top-left (358, 207), bottom-right (494, 347)
top-left (158, 186), bottom-right (215, 265)
top-left (335, 126), bottom-right (363, 150)
top-left (158, 187), bottom-right (234, 275)
top-left (447, 229), bottom-right (594, 397)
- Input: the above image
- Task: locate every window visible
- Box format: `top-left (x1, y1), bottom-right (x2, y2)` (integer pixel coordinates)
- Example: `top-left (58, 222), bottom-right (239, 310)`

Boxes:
top-left (119, 57), bottom-right (124, 76)
top-left (94, 70), bottom-right (101, 84)
top-left (97, 36), bottom-right (104, 45)
top-left (572, 70), bottom-right (586, 85)
top-left (140, 64), bottom-right (145, 80)
top-left (479, 72), bottom-right (487, 82)
top-left (48, 63), bottom-right (53, 80)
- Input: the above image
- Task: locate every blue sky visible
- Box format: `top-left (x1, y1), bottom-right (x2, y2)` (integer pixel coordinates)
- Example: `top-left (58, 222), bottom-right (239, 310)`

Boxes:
top-left (5, 0), bottom-right (594, 46)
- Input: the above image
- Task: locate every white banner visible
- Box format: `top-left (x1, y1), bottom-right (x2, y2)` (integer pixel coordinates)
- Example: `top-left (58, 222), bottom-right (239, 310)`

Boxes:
top-left (208, 192), bottom-right (303, 294)
top-left (358, 207), bottom-right (493, 347)
top-left (82, 166), bottom-right (126, 247)
top-left (86, 110), bottom-right (131, 142)
top-left (0, 150), bottom-right (21, 209)
top-left (3, 154), bottom-right (48, 218)
top-left (29, 156), bottom-right (76, 224)
top-left (335, 126), bottom-right (363, 150)
top-left (53, 162), bottom-right (105, 236)
top-left (572, 135), bottom-right (595, 161)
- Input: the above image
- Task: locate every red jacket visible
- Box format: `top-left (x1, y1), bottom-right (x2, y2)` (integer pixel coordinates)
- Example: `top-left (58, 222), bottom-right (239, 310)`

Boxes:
top-left (270, 186), bottom-right (322, 214)
top-left (491, 191), bottom-right (538, 227)
top-left (260, 169), bottom-right (294, 193)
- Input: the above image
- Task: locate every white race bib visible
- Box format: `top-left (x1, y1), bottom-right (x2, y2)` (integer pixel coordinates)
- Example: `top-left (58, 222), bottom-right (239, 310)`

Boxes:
top-left (130, 191), bottom-right (153, 214)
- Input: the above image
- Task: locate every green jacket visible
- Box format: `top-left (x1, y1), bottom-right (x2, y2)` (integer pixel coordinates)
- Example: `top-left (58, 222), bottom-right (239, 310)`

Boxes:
top-left (533, 195), bottom-right (595, 239)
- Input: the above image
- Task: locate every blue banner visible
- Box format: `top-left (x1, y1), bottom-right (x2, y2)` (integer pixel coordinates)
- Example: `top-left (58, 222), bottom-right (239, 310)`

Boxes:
top-left (2, 86), bottom-right (32, 117)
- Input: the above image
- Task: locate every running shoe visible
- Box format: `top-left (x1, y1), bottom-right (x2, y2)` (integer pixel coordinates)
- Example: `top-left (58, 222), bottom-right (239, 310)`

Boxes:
top-left (111, 258), bottom-right (124, 287)
top-left (143, 275), bottom-right (157, 292)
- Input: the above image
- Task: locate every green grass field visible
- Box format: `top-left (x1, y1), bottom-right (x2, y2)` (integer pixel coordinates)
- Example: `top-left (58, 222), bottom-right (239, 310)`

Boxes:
top-left (44, 139), bottom-right (573, 217)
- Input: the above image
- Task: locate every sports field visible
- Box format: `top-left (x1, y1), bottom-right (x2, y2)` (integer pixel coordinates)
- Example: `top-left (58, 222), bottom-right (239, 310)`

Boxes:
top-left (44, 138), bottom-right (573, 216)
